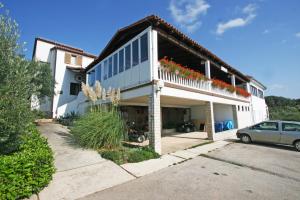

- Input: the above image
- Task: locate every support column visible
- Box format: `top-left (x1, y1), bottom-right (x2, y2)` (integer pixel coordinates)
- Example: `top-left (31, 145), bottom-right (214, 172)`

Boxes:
top-left (205, 60), bottom-right (211, 91)
top-left (231, 74), bottom-right (236, 87)
top-left (246, 82), bottom-right (251, 93)
top-left (148, 85), bottom-right (162, 154)
top-left (205, 101), bottom-right (215, 140)
top-left (232, 105), bottom-right (239, 129)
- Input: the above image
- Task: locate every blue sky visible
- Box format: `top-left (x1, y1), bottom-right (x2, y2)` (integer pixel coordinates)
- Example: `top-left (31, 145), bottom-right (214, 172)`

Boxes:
top-left (2, 0), bottom-right (300, 98)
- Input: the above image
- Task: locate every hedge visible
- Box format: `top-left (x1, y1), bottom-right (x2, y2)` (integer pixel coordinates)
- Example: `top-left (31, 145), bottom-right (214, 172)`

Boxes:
top-left (0, 125), bottom-right (55, 199)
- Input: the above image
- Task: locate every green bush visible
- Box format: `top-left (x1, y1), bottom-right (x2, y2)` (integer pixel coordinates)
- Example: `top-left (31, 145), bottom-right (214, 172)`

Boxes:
top-left (0, 125), bottom-right (55, 199)
top-left (100, 147), bottom-right (160, 165)
top-left (57, 111), bottom-right (80, 126)
top-left (71, 109), bottom-right (125, 149)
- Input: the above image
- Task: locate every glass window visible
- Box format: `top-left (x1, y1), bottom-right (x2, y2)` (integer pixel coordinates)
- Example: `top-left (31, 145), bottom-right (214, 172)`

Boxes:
top-left (119, 49), bottom-right (124, 73)
top-left (251, 85), bottom-right (258, 96)
top-left (95, 64), bottom-right (101, 81)
top-left (104, 60), bottom-right (108, 80)
top-left (132, 39), bottom-right (139, 66)
top-left (282, 123), bottom-right (300, 132)
top-left (88, 70), bottom-right (95, 86)
top-left (258, 89), bottom-right (264, 99)
top-left (71, 55), bottom-right (77, 65)
top-left (108, 57), bottom-right (113, 78)
top-left (125, 44), bottom-right (131, 70)
top-left (253, 122), bottom-right (279, 131)
top-left (238, 105), bottom-right (240, 111)
top-left (140, 33), bottom-right (148, 62)
top-left (113, 53), bottom-right (118, 75)
top-left (70, 82), bottom-right (81, 95)
top-left (242, 106), bottom-right (244, 111)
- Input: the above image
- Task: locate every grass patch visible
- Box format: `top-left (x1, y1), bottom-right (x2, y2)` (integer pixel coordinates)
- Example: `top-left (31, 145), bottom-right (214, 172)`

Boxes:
top-left (100, 146), bottom-right (160, 165)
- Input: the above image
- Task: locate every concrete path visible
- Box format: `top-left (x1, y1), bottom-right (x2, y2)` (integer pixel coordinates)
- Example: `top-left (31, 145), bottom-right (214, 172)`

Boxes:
top-left (37, 123), bottom-right (135, 200)
top-left (80, 142), bottom-right (300, 200)
top-left (121, 141), bottom-right (229, 177)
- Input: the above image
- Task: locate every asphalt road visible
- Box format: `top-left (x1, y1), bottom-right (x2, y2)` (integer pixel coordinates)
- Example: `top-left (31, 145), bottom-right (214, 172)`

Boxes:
top-left (81, 142), bottom-right (300, 200)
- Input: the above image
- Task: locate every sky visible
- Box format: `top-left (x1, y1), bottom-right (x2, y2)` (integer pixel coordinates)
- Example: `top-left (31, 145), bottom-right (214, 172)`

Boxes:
top-left (2, 0), bottom-right (300, 98)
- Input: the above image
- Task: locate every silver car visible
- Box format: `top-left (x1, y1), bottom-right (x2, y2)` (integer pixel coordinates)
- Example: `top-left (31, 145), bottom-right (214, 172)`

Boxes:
top-left (237, 120), bottom-right (300, 151)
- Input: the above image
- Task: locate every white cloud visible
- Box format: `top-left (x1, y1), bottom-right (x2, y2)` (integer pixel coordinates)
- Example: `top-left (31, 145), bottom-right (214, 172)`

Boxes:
top-left (169, 0), bottom-right (210, 33)
top-left (262, 29), bottom-right (269, 34)
top-left (295, 32), bottom-right (300, 38)
top-left (216, 3), bottom-right (257, 35)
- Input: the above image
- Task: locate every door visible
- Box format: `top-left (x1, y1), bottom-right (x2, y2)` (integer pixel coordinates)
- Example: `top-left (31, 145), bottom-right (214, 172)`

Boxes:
top-left (250, 122), bottom-right (280, 143)
top-left (280, 122), bottom-right (300, 144)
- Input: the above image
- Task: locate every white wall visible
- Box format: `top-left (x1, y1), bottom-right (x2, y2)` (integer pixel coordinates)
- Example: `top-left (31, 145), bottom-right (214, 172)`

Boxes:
top-left (249, 81), bottom-right (268, 124)
top-left (53, 50), bottom-right (94, 117)
top-left (87, 27), bottom-right (152, 90)
top-left (34, 40), bottom-right (55, 62)
top-left (213, 104), bottom-right (234, 122)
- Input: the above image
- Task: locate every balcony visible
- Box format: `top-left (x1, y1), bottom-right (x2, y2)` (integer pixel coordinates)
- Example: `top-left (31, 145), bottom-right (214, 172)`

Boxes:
top-left (158, 66), bottom-right (250, 102)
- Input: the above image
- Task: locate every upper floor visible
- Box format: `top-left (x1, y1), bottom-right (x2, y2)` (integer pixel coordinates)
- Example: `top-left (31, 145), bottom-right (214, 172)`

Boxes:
top-left (86, 15), bottom-right (266, 104)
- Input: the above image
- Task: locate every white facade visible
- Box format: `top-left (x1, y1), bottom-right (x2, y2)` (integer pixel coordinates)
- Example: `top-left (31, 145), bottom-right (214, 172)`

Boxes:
top-left (32, 17), bottom-right (268, 154)
top-left (32, 38), bottom-right (95, 118)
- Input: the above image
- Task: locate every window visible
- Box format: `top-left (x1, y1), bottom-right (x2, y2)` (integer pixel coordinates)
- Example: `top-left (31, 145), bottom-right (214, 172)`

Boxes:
top-left (70, 83), bottom-right (81, 95)
top-left (104, 60), bottom-right (108, 80)
top-left (95, 64), bottom-right (101, 81)
top-left (238, 105), bottom-right (240, 111)
top-left (282, 123), bottom-right (300, 132)
top-left (140, 33), bottom-right (148, 62)
top-left (125, 44), bottom-right (131, 70)
top-left (253, 122), bottom-right (279, 131)
top-left (88, 71), bottom-right (95, 86)
top-left (71, 55), bottom-right (77, 65)
top-left (242, 106), bottom-right (244, 111)
top-left (250, 85), bottom-right (258, 96)
top-left (132, 39), bottom-right (139, 66)
top-left (113, 53), bottom-right (118, 75)
top-left (108, 57), bottom-right (113, 78)
top-left (258, 89), bottom-right (264, 99)
top-left (119, 49), bottom-right (124, 73)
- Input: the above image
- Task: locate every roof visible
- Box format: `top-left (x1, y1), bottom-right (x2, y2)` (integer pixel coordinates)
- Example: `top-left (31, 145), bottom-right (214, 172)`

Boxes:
top-left (32, 37), bottom-right (97, 59)
top-left (247, 75), bottom-right (267, 90)
top-left (85, 15), bottom-right (250, 81)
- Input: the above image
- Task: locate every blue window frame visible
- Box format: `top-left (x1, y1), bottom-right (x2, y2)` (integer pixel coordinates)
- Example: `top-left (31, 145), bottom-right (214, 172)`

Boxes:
top-left (95, 64), bottom-right (101, 82)
top-left (113, 53), bottom-right (118, 75)
top-left (104, 60), bottom-right (108, 80)
top-left (140, 33), bottom-right (148, 62)
top-left (108, 57), bottom-right (113, 78)
top-left (132, 39), bottom-right (139, 67)
top-left (88, 70), bottom-right (95, 86)
top-left (125, 44), bottom-right (131, 70)
top-left (119, 49), bottom-right (124, 73)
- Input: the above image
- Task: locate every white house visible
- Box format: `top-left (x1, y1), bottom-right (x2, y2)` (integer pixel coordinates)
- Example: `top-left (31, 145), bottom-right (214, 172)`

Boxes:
top-left (32, 15), bottom-right (268, 154)
top-left (31, 37), bottom-right (96, 118)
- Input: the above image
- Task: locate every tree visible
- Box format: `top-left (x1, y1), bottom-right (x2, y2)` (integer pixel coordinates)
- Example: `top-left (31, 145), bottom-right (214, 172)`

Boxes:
top-left (0, 4), bottom-right (53, 154)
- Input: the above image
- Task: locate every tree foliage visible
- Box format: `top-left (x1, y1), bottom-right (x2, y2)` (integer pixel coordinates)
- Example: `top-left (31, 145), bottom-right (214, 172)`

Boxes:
top-left (265, 96), bottom-right (300, 121)
top-left (0, 5), bottom-right (53, 154)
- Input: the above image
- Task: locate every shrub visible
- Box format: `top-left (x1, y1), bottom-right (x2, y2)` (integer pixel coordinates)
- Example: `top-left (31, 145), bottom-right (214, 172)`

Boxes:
top-left (57, 111), bottom-right (80, 126)
top-left (0, 125), bottom-right (55, 199)
top-left (71, 109), bottom-right (125, 149)
top-left (100, 146), bottom-right (160, 165)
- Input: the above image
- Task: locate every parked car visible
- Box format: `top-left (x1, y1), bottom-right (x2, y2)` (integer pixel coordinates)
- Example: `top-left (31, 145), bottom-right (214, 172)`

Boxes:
top-left (176, 121), bottom-right (195, 133)
top-left (236, 120), bottom-right (300, 151)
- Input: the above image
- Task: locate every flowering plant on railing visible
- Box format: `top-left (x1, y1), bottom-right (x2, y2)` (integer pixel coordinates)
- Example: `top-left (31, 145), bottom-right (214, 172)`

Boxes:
top-left (159, 57), bottom-right (208, 81)
top-left (212, 79), bottom-right (251, 98)
top-left (235, 87), bottom-right (251, 98)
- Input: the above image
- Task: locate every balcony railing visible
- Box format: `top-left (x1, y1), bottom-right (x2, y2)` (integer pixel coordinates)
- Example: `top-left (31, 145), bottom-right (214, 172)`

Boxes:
top-left (158, 67), bottom-right (249, 101)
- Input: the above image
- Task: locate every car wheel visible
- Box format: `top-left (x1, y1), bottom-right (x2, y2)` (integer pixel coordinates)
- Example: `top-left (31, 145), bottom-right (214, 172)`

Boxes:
top-left (295, 141), bottom-right (300, 152)
top-left (137, 135), bottom-right (145, 143)
top-left (185, 127), bottom-right (191, 133)
top-left (241, 134), bottom-right (251, 144)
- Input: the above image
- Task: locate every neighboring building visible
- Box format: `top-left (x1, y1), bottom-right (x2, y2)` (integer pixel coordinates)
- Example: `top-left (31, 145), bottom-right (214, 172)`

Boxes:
top-left (31, 38), bottom-right (96, 118)
top-left (32, 15), bottom-right (268, 154)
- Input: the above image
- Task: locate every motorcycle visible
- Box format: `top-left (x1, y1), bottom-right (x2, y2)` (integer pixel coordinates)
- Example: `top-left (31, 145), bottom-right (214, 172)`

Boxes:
top-left (127, 122), bottom-right (148, 143)
top-left (176, 121), bottom-right (196, 133)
